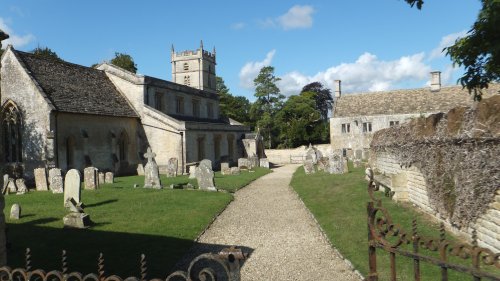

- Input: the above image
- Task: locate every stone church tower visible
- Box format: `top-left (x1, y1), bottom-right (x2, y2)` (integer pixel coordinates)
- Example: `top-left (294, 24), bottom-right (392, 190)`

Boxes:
top-left (171, 41), bottom-right (216, 94)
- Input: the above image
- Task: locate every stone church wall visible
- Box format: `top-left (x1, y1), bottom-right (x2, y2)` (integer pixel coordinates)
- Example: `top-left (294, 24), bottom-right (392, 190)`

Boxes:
top-left (370, 95), bottom-right (500, 252)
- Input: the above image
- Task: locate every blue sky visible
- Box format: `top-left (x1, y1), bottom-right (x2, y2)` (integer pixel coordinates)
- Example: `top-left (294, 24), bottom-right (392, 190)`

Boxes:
top-left (0, 0), bottom-right (481, 101)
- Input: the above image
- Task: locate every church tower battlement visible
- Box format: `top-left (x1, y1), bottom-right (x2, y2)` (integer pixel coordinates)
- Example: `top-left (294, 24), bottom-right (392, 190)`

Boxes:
top-left (171, 41), bottom-right (216, 94)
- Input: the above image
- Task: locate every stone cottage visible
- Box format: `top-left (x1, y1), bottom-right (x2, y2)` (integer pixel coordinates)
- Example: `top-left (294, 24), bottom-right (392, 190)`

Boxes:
top-left (330, 72), bottom-right (500, 159)
top-left (0, 37), bottom-right (250, 181)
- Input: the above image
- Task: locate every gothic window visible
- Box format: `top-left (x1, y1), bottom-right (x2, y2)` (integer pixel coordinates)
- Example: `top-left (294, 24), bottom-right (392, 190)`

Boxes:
top-left (184, 75), bottom-right (190, 86)
top-left (176, 96), bottom-right (184, 114)
top-left (389, 121), bottom-right (400, 127)
top-left (183, 63), bottom-right (189, 71)
top-left (155, 92), bottom-right (163, 111)
top-left (207, 103), bottom-right (214, 119)
top-left (192, 99), bottom-right (200, 117)
top-left (66, 136), bottom-right (75, 169)
top-left (197, 136), bottom-right (205, 161)
top-left (118, 131), bottom-right (128, 161)
top-left (227, 134), bottom-right (234, 161)
top-left (362, 122), bottom-right (372, 133)
top-left (2, 102), bottom-right (22, 163)
top-left (214, 135), bottom-right (221, 160)
top-left (341, 123), bottom-right (350, 133)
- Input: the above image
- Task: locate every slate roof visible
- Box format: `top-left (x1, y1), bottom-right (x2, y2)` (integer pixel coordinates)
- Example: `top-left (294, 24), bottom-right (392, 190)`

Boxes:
top-left (167, 114), bottom-right (230, 124)
top-left (333, 84), bottom-right (500, 118)
top-left (14, 50), bottom-right (138, 118)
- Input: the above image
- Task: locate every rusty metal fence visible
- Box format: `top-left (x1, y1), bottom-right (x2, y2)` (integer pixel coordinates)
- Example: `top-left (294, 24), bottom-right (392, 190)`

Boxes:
top-left (0, 247), bottom-right (245, 281)
top-left (366, 169), bottom-right (499, 281)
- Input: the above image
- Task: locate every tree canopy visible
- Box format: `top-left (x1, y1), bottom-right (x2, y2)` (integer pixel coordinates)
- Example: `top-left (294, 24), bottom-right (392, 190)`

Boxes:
top-left (300, 82), bottom-right (333, 120)
top-left (216, 76), bottom-right (251, 125)
top-left (32, 47), bottom-right (61, 60)
top-left (111, 52), bottom-right (137, 73)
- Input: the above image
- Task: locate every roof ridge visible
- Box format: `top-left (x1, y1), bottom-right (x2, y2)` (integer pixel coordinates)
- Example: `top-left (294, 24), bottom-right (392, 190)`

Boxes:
top-left (15, 49), bottom-right (102, 73)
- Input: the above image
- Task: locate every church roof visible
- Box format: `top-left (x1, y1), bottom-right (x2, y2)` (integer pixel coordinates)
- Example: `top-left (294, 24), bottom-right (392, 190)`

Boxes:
top-left (333, 84), bottom-right (500, 118)
top-left (14, 50), bottom-right (138, 118)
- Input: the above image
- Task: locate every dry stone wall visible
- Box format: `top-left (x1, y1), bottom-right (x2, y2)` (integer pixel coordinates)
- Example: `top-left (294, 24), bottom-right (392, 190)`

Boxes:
top-left (370, 95), bottom-right (500, 252)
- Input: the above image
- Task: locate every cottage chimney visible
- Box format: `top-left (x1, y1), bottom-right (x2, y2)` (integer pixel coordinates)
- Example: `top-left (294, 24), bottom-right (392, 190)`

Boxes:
top-left (430, 71), bottom-right (441, 92)
top-left (334, 80), bottom-right (341, 98)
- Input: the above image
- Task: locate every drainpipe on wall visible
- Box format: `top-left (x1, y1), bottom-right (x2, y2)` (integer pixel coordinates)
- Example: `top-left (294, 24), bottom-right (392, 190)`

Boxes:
top-left (180, 131), bottom-right (185, 174)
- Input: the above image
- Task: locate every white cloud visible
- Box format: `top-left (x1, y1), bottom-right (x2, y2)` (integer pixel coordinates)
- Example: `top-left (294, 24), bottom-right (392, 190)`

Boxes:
top-left (259, 5), bottom-right (315, 30)
top-left (231, 22), bottom-right (246, 30)
top-left (277, 5), bottom-right (315, 30)
top-left (276, 52), bottom-right (432, 96)
top-left (239, 50), bottom-right (276, 89)
top-left (429, 30), bottom-right (467, 60)
top-left (0, 18), bottom-right (35, 48)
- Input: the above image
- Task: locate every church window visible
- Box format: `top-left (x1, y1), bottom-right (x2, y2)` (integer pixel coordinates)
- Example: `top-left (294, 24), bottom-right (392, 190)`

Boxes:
top-left (341, 123), bottom-right (350, 133)
top-left (184, 75), bottom-right (190, 86)
top-left (227, 134), bottom-right (235, 161)
top-left (66, 136), bottom-right (75, 169)
top-left (362, 122), bottom-right (372, 133)
top-left (118, 131), bottom-right (128, 161)
top-left (197, 136), bottom-right (205, 161)
top-left (208, 77), bottom-right (212, 88)
top-left (155, 92), bottom-right (164, 111)
top-left (192, 99), bottom-right (200, 117)
top-left (176, 96), bottom-right (185, 114)
top-left (2, 103), bottom-right (22, 163)
top-left (389, 121), bottom-right (399, 127)
top-left (183, 63), bottom-right (189, 71)
top-left (207, 103), bottom-right (214, 119)
top-left (214, 135), bottom-right (221, 160)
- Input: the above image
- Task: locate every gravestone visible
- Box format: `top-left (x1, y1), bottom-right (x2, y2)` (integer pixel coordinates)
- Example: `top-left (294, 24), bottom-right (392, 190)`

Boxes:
top-left (362, 150), bottom-right (370, 161)
top-left (343, 158), bottom-right (349, 173)
top-left (143, 147), bottom-right (162, 189)
top-left (2, 174), bottom-right (8, 194)
top-left (317, 157), bottom-right (330, 172)
top-left (48, 168), bottom-right (62, 192)
top-left (7, 179), bottom-right (16, 194)
top-left (50, 175), bottom-right (64, 194)
top-left (353, 159), bottom-right (362, 168)
top-left (196, 159), bottom-right (216, 191)
top-left (238, 158), bottom-right (249, 169)
top-left (248, 156), bottom-right (259, 169)
top-left (34, 168), bottom-right (48, 191)
top-left (84, 167), bottom-right (98, 190)
top-left (166, 158), bottom-right (178, 177)
top-left (15, 179), bottom-right (27, 195)
top-left (105, 172), bottom-right (114, 184)
top-left (354, 149), bottom-right (363, 160)
top-left (98, 172), bottom-right (105, 186)
top-left (64, 169), bottom-right (81, 207)
top-left (221, 163), bottom-right (231, 175)
top-left (328, 154), bottom-right (345, 174)
top-left (63, 197), bottom-right (91, 228)
top-left (10, 204), bottom-right (20, 220)
top-left (259, 158), bottom-right (270, 169)
top-left (230, 167), bottom-right (240, 175)
top-left (137, 164), bottom-right (145, 176)
top-left (304, 158), bottom-right (316, 174)
top-left (305, 145), bottom-right (319, 164)
top-left (188, 166), bottom-right (197, 179)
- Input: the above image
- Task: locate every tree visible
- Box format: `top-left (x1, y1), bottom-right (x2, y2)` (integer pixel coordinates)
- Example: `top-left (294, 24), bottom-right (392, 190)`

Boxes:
top-left (216, 76), bottom-right (251, 125)
top-left (32, 46), bottom-right (61, 60)
top-left (111, 52), bottom-right (137, 73)
top-left (300, 82), bottom-right (333, 120)
top-left (406, 0), bottom-right (500, 101)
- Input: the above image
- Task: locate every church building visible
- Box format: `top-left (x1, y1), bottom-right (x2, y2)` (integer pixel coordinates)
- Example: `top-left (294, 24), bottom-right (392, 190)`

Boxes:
top-left (0, 33), bottom-right (250, 182)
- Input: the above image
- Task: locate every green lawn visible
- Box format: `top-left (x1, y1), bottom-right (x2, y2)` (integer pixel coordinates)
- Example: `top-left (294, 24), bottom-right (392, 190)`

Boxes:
top-left (290, 164), bottom-right (498, 281)
top-left (4, 168), bottom-right (270, 278)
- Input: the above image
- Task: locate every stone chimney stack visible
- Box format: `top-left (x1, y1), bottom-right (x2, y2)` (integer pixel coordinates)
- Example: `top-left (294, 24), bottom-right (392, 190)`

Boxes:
top-left (334, 80), bottom-right (341, 98)
top-left (430, 71), bottom-right (441, 92)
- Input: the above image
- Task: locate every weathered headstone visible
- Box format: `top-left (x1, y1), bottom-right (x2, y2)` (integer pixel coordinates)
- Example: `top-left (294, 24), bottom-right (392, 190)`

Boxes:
top-left (98, 172), bottom-right (105, 186)
top-left (64, 169), bottom-right (81, 207)
top-left (143, 147), bottom-right (162, 189)
top-left (237, 158), bottom-right (248, 169)
top-left (248, 156), bottom-right (259, 169)
top-left (305, 145), bottom-right (319, 164)
top-left (259, 158), bottom-right (270, 169)
top-left (343, 158), bottom-right (349, 173)
top-left (34, 168), bottom-right (48, 191)
top-left (188, 166), bottom-right (197, 179)
top-left (317, 157), bottom-right (330, 172)
top-left (137, 164), bottom-right (145, 176)
top-left (7, 179), bottom-right (16, 194)
top-left (105, 172), bottom-right (114, 184)
top-left (354, 149), bottom-right (363, 160)
top-left (328, 154), bottom-right (345, 174)
top-left (166, 158), bottom-right (178, 177)
top-left (15, 179), bottom-right (27, 195)
top-left (230, 167), bottom-right (240, 175)
top-left (10, 204), bottom-right (20, 220)
top-left (304, 158), bottom-right (316, 174)
top-left (221, 162), bottom-right (231, 175)
top-left (196, 159), bottom-right (216, 191)
top-left (50, 175), bottom-right (64, 193)
top-left (84, 167), bottom-right (98, 190)
top-left (63, 197), bottom-right (91, 229)
top-left (353, 159), bottom-right (362, 168)
top-left (48, 168), bottom-right (62, 192)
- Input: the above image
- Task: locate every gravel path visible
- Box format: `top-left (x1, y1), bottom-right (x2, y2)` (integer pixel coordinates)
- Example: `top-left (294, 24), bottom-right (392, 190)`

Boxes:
top-left (178, 164), bottom-right (361, 280)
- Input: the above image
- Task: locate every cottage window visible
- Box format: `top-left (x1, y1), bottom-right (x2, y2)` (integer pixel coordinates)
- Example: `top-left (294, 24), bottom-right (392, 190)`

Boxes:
top-left (176, 97), bottom-right (184, 114)
top-left (192, 99), bottom-right (200, 117)
top-left (362, 122), bottom-right (372, 133)
top-left (2, 103), bottom-right (22, 163)
top-left (389, 121), bottom-right (399, 127)
top-left (341, 123), bottom-right (350, 133)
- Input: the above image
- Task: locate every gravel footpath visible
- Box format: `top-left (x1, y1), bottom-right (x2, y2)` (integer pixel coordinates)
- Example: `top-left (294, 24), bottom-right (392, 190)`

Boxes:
top-left (177, 164), bottom-right (361, 280)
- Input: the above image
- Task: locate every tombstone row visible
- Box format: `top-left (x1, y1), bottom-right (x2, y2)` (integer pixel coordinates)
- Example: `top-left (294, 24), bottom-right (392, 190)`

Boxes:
top-left (33, 167), bottom-right (114, 194)
top-left (304, 148), bottom-right (349, 175)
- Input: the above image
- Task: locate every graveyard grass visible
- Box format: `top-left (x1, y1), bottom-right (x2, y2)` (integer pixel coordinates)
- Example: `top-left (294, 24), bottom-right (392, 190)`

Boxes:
top-left (4, 168), bottom-right (270, 278)
top-left (290, 163), bottom-right (485, 281)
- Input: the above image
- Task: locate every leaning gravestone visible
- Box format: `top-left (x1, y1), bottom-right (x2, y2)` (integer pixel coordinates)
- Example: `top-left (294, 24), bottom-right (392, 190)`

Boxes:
top-left (84, 167), bottom-right (98, 190)
top-left (259, 158), bottom-right (270, 169)
top-left (196, 159), bottom-right (216, 191)
top-left (188, 166), bottom-right (197, 179)
top-left (34, 168), bottom-right (48, 191)
top-left (105, 172), bottom-right (114, 184)
top-left (166, 158), bottom-right (178, 177)
top-left (48, 168), bottom-right (62, 192)
top-left (15, 179), bottom-right (27, 195)
top-left (7, 179), bottom-right (16, 194)
top-left (64, 169), bottom-right (81, 207)
top-left (137, 164), bottom-right (145, 176)
top-left (143, 147), bottom-right (162, 189)
top-left (221, 163), bottom-right (231, 175)
top-left (51, 175), bottom-right (64, 194)
top-left (304, 158), bottom-right (316, 174)
top-left (63, 197), bottom-right (91, 229)
top-left (10, 204), bottom-right (20, 220)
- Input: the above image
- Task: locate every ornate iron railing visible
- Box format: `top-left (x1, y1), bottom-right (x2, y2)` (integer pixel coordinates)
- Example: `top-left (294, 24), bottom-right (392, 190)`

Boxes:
top-left (366, 168), bottom-right (499, 281)
top-left (0, 247), bottom-right (245, 281)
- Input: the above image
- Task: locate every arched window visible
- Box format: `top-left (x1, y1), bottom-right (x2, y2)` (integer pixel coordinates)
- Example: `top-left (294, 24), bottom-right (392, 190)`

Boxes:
top-left (184, 75), bottom-right (190, 86)
top-left (118, 131), bottom-right (129, 162)
top-left (66, 136), bottom-right (75, 169)
top-left (2, 102), bottom-right (22, 163)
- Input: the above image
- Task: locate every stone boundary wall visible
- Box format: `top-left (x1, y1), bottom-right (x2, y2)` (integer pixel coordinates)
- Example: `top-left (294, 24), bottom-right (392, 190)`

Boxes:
top-left (266, 144), bottom-right (331, 164)
top-left (370, 95), bottom-right (500, 252)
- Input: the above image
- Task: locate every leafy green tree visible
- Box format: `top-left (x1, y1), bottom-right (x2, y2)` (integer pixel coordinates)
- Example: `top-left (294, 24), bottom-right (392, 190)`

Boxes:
top-left (111, 52), bottom-right (137, 73)
top-left (300, 82), bottom-right (333, 120)
top-left (216, 76), bottom-right (251, 125)
top-left (32, 46), bottom-right (61, 60)
top-left (406, 0), bottom-right (500, 100)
